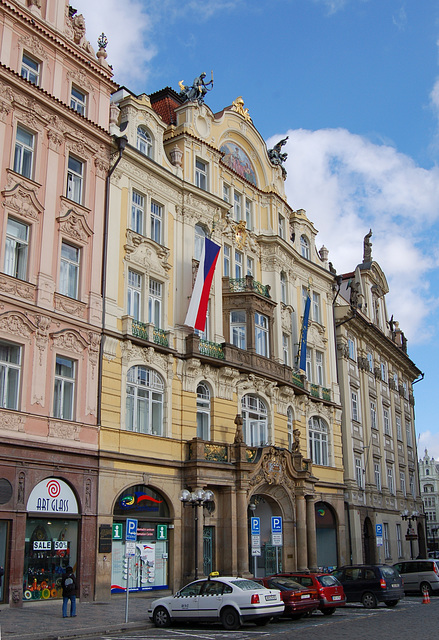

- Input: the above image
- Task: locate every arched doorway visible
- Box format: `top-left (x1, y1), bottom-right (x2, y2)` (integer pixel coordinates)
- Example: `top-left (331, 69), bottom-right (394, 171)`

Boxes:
top-left (363, 517), bottom-right (375, 564)
top-left (315, 502), bottom-right (337, 570)
top-left (248, 494), bottom-right (283, 577)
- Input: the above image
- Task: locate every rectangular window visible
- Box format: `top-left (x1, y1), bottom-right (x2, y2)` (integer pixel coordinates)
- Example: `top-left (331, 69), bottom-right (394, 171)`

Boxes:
top-left (410, 473), bottom-right (415, 498)
top-left (70, 86), bottom-right (86, 116)
top-left (374, 462), bottom-right (381, 491)
top-left (367, 352), bottom-right (374, 372)
top-left (312, 292), bottom-right (321, 323)
top-left (66, 155), bottom-right (83, 204)
top-left (370, 401), bottom-right (377, 429)
top-left (235, 250), bottom-right (243, 279)
top-left (127, 270), bottom-right (142, 321)
top-left (383, 407), bottom-right (390, 435)
top-left (282, 333), bottom-right (289, 366)
top-left (396, 523), bottom-right (403, 557)
top-left (306, 349), bottom-right (312, 382)
top-left (278, 212), bottom-right (285, 239)
top-left (383, 523), bottom-right (391, 558)
top-left (0, 341), bottom-right (21, 410)
top-left (280, 272), bottom-right (287, 304)
top-left (53, 356), bottom-right (75, 420)
top-left (255, 312), bottom-right (269, 357)
top-left (234, 192), bottom-right (242, 221)
top-left (148, 279), bottom-right (162, 328)
top-left (230, 310), bottom-right (246, 349)
top-left (223, 183), bottom-right (230, 203)
top-left (14, 126), bottom-right (34, 179)
top-left (315, 351), bottom-right (324, 386)
top-left (21, 53), bottom-right (40, 85)
top-left (245, 199), bottom-right (252, 230)
top-left (351, 390), bottom-right (359, 422)
top-left (246, 256), bottom-right (254, 276)
top-left (355, 457), bottom-right (363, 489)
top-left (396, 415), bottom-right (402, 440)
top-left (4, 217), bottom-right (29, 280)
top-left (150, 201), bottom-right (163, 244)
top-left (406, 421), bottom-right (413, 446)
top-left (381, 361), bottom-right (388, 383)
top-left (387, 466), bottom-right (395, 495)
top-left (393, 372), bottom-right (398, 388)
top-left (348, 337), bottom-right (355, 360)
top-left (59, 242), bottom-right (79, 299)
top-left (400, 471), bottom-right (406, 496)
top-left (131, 191), bottom-right (144, 235)
top-left (302, 286), bottom-right (309, 313)
top-left (223, 245), bottom-right (230, 277)
top-left (195, 158), bottom-right (207, 190)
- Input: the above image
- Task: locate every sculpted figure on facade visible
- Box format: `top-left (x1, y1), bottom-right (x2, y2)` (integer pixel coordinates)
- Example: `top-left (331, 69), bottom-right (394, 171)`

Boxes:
top-left (179, 71), bottom-right (214, 104)
top-left (363, 228), bottom-right (373, 263)
top-left (268, 137), bottom-right (289, 178)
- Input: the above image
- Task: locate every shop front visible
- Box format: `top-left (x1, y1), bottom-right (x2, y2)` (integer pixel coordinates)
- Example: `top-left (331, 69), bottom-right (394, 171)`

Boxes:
top-left (23, 479), bottom-right (79, 602)
top-left (111, 485), bottom-right (171, 593)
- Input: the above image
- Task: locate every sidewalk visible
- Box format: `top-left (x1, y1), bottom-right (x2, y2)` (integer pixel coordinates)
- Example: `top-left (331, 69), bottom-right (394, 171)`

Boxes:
top-left (0, 592), bottom-right (164, 640)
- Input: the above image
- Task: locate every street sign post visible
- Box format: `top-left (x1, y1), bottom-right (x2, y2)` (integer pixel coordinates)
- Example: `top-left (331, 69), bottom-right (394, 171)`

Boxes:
top-left (271, 517), bottom-right (283, 572)
top-left (376, 523), bottom-right (383, 547)
top-left (125, 518), bottom-right (138, 623)
top-left (251, 517), bottom-right (260, 535)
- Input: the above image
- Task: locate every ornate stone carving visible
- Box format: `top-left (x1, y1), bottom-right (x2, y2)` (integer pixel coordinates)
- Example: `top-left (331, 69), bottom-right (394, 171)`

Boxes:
top-left (18, 34), bottom-right (48, 60)
top-left (34, 314), bottom-right (51, 365)
top-left (249, 447), bottom-right (295, 491)
top-left (18, 471), bottom-right (25, 504)
top-left (0, 410), bottom-right (26, 432)
top-left (0, 275), bottom-right (35, 302)
top-left (49, 420), bottom-right (80, 441)
top-left (51, 329), bottom-right (88, 355)
top-left (57, 209), bottom-right (92, 245)
top-left (66, 68), bottom-right (94, 93)
top-left (2, 181), bottom-right (44, 221)
top-left (0, 311), bottom-right (36, 339)
top-left (217, 366), bottom-right (240, 400)
top-left (88, 332), bottom-right (100, 379)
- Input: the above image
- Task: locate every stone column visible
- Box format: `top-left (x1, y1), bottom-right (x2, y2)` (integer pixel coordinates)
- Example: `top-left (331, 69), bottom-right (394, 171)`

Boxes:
top-left (296, 493), bottom-right (308, 570)
top-left (236, 489), bottom-right (251, 577)
top-left (306, 495), bottom-right (318, 571)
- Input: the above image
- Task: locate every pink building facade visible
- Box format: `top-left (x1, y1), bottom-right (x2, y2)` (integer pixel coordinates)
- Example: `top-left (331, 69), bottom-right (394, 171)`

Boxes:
top-left (0, 0), bottom-right (115, 606)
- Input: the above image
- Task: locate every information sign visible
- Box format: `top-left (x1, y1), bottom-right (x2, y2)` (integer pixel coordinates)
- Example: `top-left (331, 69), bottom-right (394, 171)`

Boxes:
top-left (126, 518), bottom-right (138, 542)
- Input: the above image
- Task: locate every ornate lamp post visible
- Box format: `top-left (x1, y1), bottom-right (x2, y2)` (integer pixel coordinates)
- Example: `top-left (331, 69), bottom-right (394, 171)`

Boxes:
top-left (401, 510), bottom-right (419, 559)
top-left (180, 488), bottom-right (214, 580)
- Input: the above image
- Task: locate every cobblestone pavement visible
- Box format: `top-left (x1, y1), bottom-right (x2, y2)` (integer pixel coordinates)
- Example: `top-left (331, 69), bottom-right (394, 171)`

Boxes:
top-left (0, 593), bottom-right (158, 640)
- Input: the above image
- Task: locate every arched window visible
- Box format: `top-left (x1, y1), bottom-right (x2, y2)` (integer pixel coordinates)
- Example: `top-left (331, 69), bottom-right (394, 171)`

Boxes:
top-left (197, 382), bottom-right (211, 440)
top-left (300, 235), bottom-right (310, 260)
top-left (309, 415), bottom-right (329, 466)
top-left (280, 271), bottom-right (287, 304)
top-left (126, 366), bottom-right (164, 435)
top-left (241, 394), bottom-right (268, 447)
top-left (136, 126), bottom-right (152, 157)
top-left (194, 223), bottom-right (207, 261)
top-left (287, 407), bottom-right (294, 451)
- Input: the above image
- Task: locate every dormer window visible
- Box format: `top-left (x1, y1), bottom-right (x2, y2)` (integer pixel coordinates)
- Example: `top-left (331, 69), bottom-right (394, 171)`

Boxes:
top-left (300, 235), bottom-right (310, 259)
top-left (137, 126), bottom-right (152, 157)
top-left (195, 158), bottom-right (208, 190)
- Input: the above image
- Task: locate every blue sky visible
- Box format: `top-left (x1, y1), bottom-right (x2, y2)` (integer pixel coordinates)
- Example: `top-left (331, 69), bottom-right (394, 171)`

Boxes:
top-left (75, 0), bottom-right (439, 458)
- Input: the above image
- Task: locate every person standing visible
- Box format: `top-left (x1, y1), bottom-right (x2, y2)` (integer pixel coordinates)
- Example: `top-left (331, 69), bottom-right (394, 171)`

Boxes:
top-left (61, 566), bottom-right (77, 618)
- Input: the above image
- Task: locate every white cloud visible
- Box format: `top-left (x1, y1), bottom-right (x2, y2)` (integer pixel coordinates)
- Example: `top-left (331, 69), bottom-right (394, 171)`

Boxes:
top-left (419, 430), bottom-right (439, 461)
top-left (268, 128), bottom-right (439, 343)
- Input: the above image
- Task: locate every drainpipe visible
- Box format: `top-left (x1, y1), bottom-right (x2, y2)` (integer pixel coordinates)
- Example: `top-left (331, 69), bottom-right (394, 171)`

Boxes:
top-left (97, 136), bottom-right (127, 426)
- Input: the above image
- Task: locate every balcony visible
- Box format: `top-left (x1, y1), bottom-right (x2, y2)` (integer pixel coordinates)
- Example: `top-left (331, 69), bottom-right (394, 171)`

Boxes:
top-left (123, 317), bottom-right (171, 348)
top-left (309, 383), bottom-right (332, 402)
top-left (226, 275), bottom-right (271, 298)
top-left (199, 338), bottom-right (225, 360)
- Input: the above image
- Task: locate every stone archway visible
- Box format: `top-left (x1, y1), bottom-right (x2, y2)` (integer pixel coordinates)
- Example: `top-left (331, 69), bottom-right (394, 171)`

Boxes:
top-left (315, 501), bottom-right (338, 569)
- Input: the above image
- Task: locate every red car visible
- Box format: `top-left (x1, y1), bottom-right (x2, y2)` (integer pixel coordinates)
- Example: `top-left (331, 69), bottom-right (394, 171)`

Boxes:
top-left (274, 572), bottom-right (346, 615)
top-left (254, 576), bottom-right (319, 619)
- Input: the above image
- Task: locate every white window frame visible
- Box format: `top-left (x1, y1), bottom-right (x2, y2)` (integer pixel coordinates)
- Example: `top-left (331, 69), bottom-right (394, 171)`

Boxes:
top-left (148, 279), bottom-right (162, 328)
top-left (127, 269), bottom-right (142, 321)
top-left (381, 361), bottom-right (388, 383)
top-left (245, 199), bottom-right (253, 230)
top-left (309, 416), bottom-right (329, 466)
top-left (4, 217), bottom-right (29, 280)
top-left (234, 250), bottom-right (243, 279)
top-left (348, 337), bottom-right (356, 360)
top-left (137, 126), bottom-right (152, 157)
top-left (53, 355), bottom-right (75, 420)
top-left (396, 415), bottom-right (402, 440)
top-left (312, 291), bottom-right (321, 323)
top-left (195, 158), bottom-right (208, 190)
top-left (131, 191), bottom-right (145, 235)
top-left (21, 52), bottom-right (40, 85)
top-left (355, 457), bottom-right (364, 489)
top-left (246, 256), bottom-right (254, 276)
top-left (0, 340), bottom-right (21, 410)
top-left (230, 310), bottom-right (246, 349)
top-left (194, 223), bottom-right (207, 261)
top-left (234, 191), bottom-right (242, 222)
top-left (315, 350), bottom-right (324, 386)
top-left (374, 462), bottom-right (381, 491)
top-left (406, 420), bottom-right (413, 446)
top-left (300, 235), bottom-right (310, 259)
top-left (223, 183), bottom-right (230, 203)
top-left (351, 390), bottom-right (359, 422)
top-left (14, 125), bottom-right (34, 179)
top-left (306, 349), bottom-right (312, 382)
top-left (66, 155), bottom-right (84, 204)
top-left (387, 466), bottom-right (395, 495)
top-left (255, 312), bottom-right (269, 357)
top-left (59, 241), bottom-right (80, 299)
top-left (150, 201), bottom-right (163, 244)
top-left (241, 394), bottom-right (268, 447)
top-left (223, 244), bottom-right (231, 277)
top-left (383, 407), bottom-right (390, 435)
top-left (70, 85), bottom-right (86, 116)
top-left (367, 352), bottom-right (374, 372)
top-left (196, 382), bottom-right (211, 440)
top-left (278, 212), bottom-right (285, 239)
top-left (125, 365), bottom-right (164, 435)
top-left (370, 401), bottom-right (377, 430)
top-left (280, 271), bottom-right (287, 304)
top-left (282, 333), bottom-right (290, 366)
top-left (400, 471), bottom-right (406, 496)
top-left (287, 407), bottom-right (294, 451)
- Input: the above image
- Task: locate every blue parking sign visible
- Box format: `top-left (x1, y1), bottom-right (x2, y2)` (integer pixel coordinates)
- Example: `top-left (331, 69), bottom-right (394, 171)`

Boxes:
top-left (126, 518), bottom-right (138, 541)
top-left (376, 524), bottom-right (383, 537)
top-left (271, 516), bottom-right (282, 533)
top-left (251, 517), bottom-right (260, 535)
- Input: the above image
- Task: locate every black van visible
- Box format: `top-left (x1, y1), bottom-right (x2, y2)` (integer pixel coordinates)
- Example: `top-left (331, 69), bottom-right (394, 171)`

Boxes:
top-left (331, 565), bottom-right (404, 608)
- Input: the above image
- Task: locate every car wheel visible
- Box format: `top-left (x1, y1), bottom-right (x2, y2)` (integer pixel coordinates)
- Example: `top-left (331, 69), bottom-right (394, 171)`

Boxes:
top-left (322, 607), bottom-right (336, 615)
top-left (361, 592), bottom-right (377, 609)
top-left (254, 617), bottom-right (270, 626)
top-left (153, 606), bottom-right (171, 628)
top-left (420, 582), bottom-right (432, 596)
top-left (221, 607), bottom-right (241, 630)
top-left (385, 600), bottom-right (399, 608)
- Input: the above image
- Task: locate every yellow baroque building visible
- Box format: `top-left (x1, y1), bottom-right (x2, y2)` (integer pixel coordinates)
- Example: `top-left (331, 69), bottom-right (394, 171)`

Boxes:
top-left (96, 86), bottom-right (346, 598)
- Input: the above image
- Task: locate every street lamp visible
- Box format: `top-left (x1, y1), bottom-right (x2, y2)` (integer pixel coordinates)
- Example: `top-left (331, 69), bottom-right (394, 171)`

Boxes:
top-left (401, 510), bottom-right (419, 559)
top-left (179, 488), bottom-right (215, 580)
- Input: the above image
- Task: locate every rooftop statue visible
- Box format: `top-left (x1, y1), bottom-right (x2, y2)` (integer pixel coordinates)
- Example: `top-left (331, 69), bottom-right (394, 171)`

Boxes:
top-left (179, 71), bottom-right (214, 105)
top-left (268, 136), bottom-right (289, 179)
top-left (363, 228), bottom-right (373, 263)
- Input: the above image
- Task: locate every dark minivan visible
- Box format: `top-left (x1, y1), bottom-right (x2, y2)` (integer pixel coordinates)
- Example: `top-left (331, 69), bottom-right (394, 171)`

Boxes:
top-left (331, 564), bottom-right (404, 608)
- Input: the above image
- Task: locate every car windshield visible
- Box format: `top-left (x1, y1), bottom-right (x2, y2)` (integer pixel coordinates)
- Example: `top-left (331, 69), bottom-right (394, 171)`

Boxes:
top-left (231, 579), bottom-right (264, 591)
top-left (317, 575), bottom-right (339, 587)
top-left (268, 578), bottom-right (303, 591)
top-left (380, 566), bottom-right (399, 579)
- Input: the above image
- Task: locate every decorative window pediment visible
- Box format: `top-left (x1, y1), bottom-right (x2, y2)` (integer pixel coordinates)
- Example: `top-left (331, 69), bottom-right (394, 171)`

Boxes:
top-left (2, 181), bottom-right (43, 222)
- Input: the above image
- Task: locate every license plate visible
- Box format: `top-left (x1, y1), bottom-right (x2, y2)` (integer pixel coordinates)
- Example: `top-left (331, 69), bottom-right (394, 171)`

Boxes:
top-left (391, 583), bottom-right (399, 588)
top-left (301, 594), bottom-right (310, 599)
top-left (332, 595), bottom-right (341, 601)
top-left (265, 594), bottom-right (277, 601)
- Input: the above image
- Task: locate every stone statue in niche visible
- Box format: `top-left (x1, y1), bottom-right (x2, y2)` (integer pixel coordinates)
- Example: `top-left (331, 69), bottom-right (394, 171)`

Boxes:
top-left (291, 429), bottom-right (301, 453)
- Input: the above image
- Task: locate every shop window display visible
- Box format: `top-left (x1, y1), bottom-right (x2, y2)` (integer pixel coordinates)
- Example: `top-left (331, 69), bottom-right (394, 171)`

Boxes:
top-left (23, 519), bottom-right (78, 601)
top-left (111, 485), bottom-right (171, 593)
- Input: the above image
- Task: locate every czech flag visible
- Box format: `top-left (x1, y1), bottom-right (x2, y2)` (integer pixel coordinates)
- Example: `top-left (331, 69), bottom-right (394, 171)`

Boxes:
top-left (185, 237), bottom-right (221, 331)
